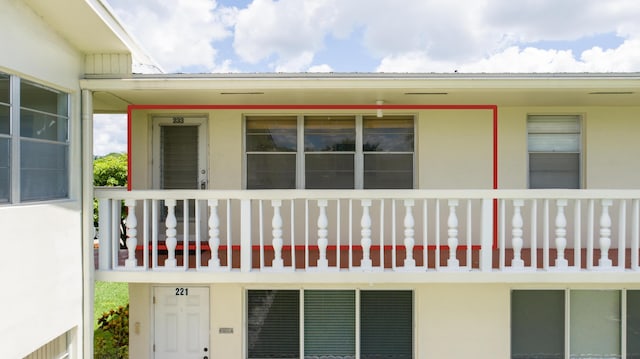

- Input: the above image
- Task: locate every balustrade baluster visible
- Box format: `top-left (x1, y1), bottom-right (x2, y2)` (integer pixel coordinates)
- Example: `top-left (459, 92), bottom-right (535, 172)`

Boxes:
top-left (124, 199), bottom-right (138, 268)
top-left (447, 200), bottom-right (460, 268)
top-left (208, 200), bottom-right (220, 268)
top-left (511, 200), bottom-right (524, 268)
top-left (555, 200), bottom-right (569, 269)
top-left (403, 200), bottom-right (416, 268)
top-left (271, 200), bottom-right (284, 269)
top-left (317, 200), bottom-right (329, 268)
top-left (361, 200), bottom-right (373, 269)
top-left (165, 199), bottom-right (178, 267)
top-left (599, 199), bottom-right (613, 268)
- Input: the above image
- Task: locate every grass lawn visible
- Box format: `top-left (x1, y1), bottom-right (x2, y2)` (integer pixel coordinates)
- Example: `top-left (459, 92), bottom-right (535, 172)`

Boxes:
top-left (94, 281), bottom-right (128, 329)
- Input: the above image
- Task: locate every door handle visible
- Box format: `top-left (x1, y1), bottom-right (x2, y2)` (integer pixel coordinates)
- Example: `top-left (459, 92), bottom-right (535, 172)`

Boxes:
top-left (200, 180), bottom-right (207, 189)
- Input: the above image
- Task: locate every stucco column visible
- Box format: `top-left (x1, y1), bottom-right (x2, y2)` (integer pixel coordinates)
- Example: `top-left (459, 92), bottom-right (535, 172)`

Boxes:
top-left (81, 89), bottom-right (94, 359)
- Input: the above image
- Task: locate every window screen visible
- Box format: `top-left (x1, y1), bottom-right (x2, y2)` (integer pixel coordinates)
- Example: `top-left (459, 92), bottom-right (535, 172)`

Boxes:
top-left (528, 115), bottom-right (580, 189)
top-left (246, 116), bottom-right (297, 189)
top-left (511, 290), bottom-right (564, 359)
top-left (19, 79), bottom-right (69, 202)
top-left (570, 290), bottom-right (620, 359)
top-left (361, 290), bottom-right (413, 359)
top-left (304, 290), bottom-right (356, 358)
top-left (247, 290), bottom-right (299, 359)
top-left (363, 115), bottom-right (414, 189)
top-left (628, 291), bottom-right (640, 358)
top-left (304, 116), bottom-right (355, 189)
top-left (527, 116), bottom-right (580, 188)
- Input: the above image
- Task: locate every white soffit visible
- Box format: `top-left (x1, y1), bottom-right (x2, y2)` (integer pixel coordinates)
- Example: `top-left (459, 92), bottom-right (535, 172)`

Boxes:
top-left (23, 0), bottom-right (160, 70)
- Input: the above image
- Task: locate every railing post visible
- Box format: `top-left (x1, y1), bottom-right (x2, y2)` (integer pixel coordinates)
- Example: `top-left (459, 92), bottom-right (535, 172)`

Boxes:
top-left (241, 199), bottom-right (252, 272)
top-left (447, 199), bottom-right (460, 268)
top-left (360, 200), bottom-right (373, 269)
top-left (599, 199), bottom-right (613, 268)
top-left (208, 200), bottom-right (220, 269)
top-left (124, 199), bottom-right (138, 268)
top-left (511, 200), bottom-right (525, 268)
top-left (271, 200), bottom-right (284, 269)
top-left (480, 198), bottom-right (493, 272)
top-left (317, 200), bottom-right (329, 269)
top-left (165, 199), bottom-right (178, 268)
top-left (97, 198), bottom-right (112, 270)
top-left (555, 199), bottom-right (568, 269)
top-left (403, 200), bottom-right (416, 269)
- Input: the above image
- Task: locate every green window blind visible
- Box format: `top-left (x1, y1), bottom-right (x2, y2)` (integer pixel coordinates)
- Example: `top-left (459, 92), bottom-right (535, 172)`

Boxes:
top-left (247, 290), bottom-right (299, 359)
top-left (304, 290), bottom-right (355, 358)
top-left (361, 290), bottom-right (413, 359)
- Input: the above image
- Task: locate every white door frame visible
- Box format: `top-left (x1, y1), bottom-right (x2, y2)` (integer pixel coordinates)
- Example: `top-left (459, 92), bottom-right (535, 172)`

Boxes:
top-left (151, 116), bottom-right (209, 190)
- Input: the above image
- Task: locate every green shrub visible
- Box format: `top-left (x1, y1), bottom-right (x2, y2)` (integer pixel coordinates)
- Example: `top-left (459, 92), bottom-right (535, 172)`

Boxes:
top-left (94, 304), bottom-right (129, 359)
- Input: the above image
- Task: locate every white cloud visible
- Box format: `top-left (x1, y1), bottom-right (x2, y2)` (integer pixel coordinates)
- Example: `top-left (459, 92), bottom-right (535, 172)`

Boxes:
top-left (107, 0), bottom-right (640, 73)
top-left (308, 64), bottom-right (333, 72)
top-left (233, 0), bottom-right (340, 69)
top-left (93, 114), bottom-right (127, 156)
top-left (376, 38), bottom-right (640, 73)
top-left (107, 0), bottom-right (238, 73)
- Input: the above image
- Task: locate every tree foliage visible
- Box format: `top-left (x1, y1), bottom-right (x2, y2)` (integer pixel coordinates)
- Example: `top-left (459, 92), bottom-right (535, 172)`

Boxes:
top-left (94, 152), bottom-right (127, 187)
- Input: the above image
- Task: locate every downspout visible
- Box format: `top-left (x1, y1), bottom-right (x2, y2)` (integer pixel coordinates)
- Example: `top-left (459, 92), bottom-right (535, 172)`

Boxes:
top-left (81, 89), bottom-right (95, 359)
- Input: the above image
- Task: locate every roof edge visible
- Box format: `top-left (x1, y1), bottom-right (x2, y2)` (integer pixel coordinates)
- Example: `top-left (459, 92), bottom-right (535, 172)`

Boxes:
top-left (85, 0), bottom-right (164, 73)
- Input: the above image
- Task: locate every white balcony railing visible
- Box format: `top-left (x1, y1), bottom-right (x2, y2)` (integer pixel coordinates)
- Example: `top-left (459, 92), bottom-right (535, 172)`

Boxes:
top-left (94, 188), bottom-right (640, 273)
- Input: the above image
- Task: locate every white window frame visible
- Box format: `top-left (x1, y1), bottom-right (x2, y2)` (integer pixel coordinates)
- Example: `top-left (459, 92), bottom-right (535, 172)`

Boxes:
top-left (244, 114), bottom-right (416, 190)
top-left (527, 114), bottom-right (582, 189)
top-left (0, 72), bottom-right (70, 204)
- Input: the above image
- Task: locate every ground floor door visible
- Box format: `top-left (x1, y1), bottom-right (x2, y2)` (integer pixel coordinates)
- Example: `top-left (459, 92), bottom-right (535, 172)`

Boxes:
top-left (154, 286), bottom-right (210, 359)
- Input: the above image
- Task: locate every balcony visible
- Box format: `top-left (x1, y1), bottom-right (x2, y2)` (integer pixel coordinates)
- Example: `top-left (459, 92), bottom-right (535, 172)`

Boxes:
top-left (94, 188), bottom-right (640, 282)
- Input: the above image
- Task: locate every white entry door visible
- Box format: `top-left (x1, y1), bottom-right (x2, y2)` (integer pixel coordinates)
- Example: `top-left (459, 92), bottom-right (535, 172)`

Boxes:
top-left (154, 286), bottom-right (210, 359)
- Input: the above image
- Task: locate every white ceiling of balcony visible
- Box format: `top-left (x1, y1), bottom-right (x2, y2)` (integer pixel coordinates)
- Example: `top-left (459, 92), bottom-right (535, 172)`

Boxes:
top-left (82, 73), bottom-right (640, 113)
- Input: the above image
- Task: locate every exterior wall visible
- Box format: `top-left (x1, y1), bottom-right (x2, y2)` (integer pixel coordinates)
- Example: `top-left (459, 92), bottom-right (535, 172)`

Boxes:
top-left (130, 108), bottom-right (495, 190)
top-left (0, 0), bottom-right (84, 357)
top-left (131, 106), bottom-right (640, 191)
top-left (498, 106), bottom-right (640, 189)
top-left (417, 109), bottom-right (494, 189)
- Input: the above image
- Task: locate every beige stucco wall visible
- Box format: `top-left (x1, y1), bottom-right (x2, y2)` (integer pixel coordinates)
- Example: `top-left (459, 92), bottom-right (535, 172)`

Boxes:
top-left (417, 110), bottom-right (494, 189)
top-left (129, 283), bottom-right (511, 358)
top-left (0, 0), bottom-right (85, 358)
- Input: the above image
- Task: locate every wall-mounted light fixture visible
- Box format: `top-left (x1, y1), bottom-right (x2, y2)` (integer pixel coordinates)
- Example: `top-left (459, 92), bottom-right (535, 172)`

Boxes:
top-left (376, 100), bottom-right (384, 118)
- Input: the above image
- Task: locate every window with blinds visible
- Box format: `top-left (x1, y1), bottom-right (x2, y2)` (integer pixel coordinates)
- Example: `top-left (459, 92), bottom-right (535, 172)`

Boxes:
top-left (245, 115), bottom-right (415, 190)
top-left (247, 289), bottom-right (413, 359)
top-left (511, 290), bottom-right (564, 359)
top-left (247, 290), bottom-right (299, 359)
top-left (246, 116), bottom-right (297, 189)
top-left (527, 115), bottom-right (581, 189)
top-left (360, 290), bottom-right (413, 359)
top-left (304, 290), bottom-right (356, 358)
top-left (304, 117), bottom-right (356, 189)
top-left (512, 290), bottom-right (638, 359)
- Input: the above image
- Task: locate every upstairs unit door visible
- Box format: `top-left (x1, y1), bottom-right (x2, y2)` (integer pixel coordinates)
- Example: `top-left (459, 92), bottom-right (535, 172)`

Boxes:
top-left (152, 116), bottom-right (208, 191)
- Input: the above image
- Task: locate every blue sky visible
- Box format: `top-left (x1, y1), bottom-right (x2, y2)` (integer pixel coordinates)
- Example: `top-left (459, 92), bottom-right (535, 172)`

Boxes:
top-left (94, 0), bottom-right (640, 155)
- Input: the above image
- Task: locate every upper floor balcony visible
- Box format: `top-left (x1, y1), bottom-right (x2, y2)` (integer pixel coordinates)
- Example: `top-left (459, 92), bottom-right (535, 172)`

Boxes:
top-left (94, 188), bottom-right (640, 283)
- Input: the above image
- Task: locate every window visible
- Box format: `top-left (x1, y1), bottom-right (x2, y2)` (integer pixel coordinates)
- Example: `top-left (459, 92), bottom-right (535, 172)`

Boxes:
top-left (0, 74), bottom-right (10, 203)
top-left (247, 289), bottom-right (413, 359)
top-left (245, 115), bottom-right (414, 189)
top-left (527, 115), bottom-right (581, 189)
top-left (511, 290), bottom-right (640, 359)
top-left (0, 72), bottom-right (69, 204)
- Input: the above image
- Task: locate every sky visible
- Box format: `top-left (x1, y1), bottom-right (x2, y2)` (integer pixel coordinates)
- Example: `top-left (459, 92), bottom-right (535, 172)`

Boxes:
top-left (94, 0), bottom-right (640, 156)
